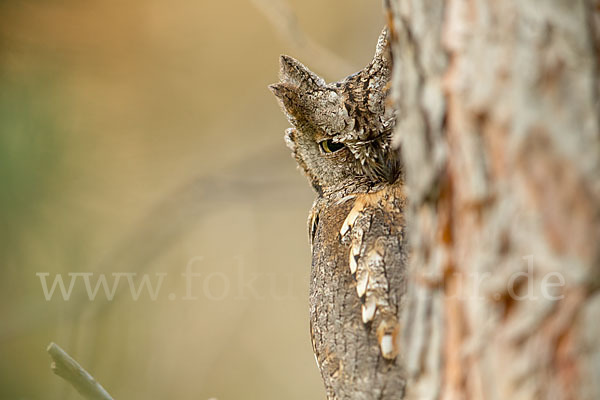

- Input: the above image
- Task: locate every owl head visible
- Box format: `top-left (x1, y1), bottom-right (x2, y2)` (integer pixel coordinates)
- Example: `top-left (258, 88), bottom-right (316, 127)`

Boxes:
top-left (270, 28), bottom-right (400, 196)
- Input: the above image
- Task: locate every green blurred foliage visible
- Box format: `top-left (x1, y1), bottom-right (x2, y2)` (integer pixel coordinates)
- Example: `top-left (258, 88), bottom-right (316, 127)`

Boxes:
top-left (0, 73), bottom-right (64, 258)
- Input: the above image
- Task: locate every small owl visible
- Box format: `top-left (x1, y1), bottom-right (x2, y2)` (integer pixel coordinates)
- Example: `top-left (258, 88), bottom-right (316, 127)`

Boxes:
top-left (270, 28), bottom-right (406, 399)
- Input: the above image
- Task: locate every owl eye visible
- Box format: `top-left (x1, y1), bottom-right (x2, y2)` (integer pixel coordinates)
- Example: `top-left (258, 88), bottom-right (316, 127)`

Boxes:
top-left (320, 139), bottom-right (345, 154)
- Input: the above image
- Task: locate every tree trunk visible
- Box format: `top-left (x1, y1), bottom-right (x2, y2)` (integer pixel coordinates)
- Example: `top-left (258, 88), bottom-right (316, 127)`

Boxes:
top-left (386, 0), bottom-right (600, 399)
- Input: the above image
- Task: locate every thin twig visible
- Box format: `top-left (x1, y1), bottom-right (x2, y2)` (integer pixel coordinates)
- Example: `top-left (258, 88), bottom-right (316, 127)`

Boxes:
top-left (47, 342), bottom-right (114, 400)
top-left (250, 0), bottom-right (357, 78)
top-left (0, 146), bottom-right (308, 342)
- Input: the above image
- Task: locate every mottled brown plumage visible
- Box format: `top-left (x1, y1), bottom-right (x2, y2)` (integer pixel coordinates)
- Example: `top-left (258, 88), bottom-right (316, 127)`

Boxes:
top-left (270, 28), bottom-right (406, 399)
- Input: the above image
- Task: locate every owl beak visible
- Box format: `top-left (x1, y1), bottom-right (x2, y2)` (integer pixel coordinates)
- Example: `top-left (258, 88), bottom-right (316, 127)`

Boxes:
top-left (383, 158), bottom-right (402, 184)
top-left (367, 155), bottom-right (401, 184)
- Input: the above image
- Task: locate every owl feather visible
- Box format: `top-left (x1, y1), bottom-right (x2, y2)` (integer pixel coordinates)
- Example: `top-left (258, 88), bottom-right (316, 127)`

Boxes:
top-left (271, 27), bottom-right (406, 399)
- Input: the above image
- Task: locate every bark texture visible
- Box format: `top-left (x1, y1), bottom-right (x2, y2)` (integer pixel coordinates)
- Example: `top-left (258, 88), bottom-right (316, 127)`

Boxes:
top-left (387, 0), bottom-right (600, 399)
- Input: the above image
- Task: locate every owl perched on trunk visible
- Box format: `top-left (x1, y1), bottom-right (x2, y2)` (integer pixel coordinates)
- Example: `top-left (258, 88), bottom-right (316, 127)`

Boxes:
top-left (270, 28), bottom-right (406, 399)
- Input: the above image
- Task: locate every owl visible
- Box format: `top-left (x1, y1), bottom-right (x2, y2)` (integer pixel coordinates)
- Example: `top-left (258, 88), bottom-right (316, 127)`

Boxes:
top-left (270, 28), bottom-right (406, 399)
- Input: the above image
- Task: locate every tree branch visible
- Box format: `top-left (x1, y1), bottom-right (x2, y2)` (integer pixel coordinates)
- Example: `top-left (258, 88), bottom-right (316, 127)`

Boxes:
top-left (250, 0), bottom-right (356, 78)
top-left (46, 342), bottom-right (114, 400)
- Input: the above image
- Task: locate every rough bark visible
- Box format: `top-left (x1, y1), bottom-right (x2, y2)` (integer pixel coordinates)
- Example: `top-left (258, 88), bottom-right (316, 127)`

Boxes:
top-left (387, 0), bottom-right (600, 399)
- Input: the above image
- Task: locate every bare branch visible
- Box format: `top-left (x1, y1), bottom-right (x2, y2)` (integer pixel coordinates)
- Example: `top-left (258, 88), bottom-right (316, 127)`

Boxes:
top-left (47, 342), bottom-right (114, 400)
top-left (250, 0), bottom-right (356, 78)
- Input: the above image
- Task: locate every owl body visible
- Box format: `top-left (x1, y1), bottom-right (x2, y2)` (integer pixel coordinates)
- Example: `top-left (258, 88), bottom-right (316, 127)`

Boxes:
top-left (309, 184), bottom-right (406, 399)
top-left (271, 28), bottom-right (406, 399)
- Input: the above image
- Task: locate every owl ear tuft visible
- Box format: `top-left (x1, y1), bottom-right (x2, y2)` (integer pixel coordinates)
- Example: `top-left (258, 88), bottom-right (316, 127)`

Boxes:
top-left (373, 27), bottom-right (392, 66)
top-left (268, 82), bottom-right (292, 99)
top-left (269, 82), bottom-right (306, 121)
top-left (269, 82), bottom-right (297, 105)
top-left (279, 55), bottom-right (325, 91)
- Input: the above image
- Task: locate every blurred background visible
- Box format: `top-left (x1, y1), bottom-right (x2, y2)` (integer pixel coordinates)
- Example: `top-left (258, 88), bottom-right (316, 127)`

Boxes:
top-left (0, 0), bottom-right (384, 398)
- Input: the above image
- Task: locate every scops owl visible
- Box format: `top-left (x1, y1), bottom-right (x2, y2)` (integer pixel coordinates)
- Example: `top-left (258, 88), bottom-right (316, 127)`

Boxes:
top-left (270, 28), bottom-right (406, 399)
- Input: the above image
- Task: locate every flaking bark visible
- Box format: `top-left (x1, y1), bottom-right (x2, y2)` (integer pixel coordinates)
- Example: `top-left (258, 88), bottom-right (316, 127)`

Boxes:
top-left (387, 0), bottom-right (600, 399)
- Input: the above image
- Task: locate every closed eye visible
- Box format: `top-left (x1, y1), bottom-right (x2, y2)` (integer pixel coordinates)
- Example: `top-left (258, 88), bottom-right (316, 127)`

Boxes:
top-left (319, 139), bottom-right (345, 154)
